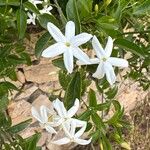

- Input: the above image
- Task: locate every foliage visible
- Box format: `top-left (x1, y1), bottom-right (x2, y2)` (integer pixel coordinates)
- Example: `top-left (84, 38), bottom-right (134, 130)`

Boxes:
top-left (0, 0), bottom-right (149, 149)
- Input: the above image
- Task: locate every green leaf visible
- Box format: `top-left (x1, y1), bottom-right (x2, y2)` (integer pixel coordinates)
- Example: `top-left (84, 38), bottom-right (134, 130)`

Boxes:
top-left (105, 86), bottom-right (118, 99)
top-left (0, 0), bottom-right (20, 6)
top-left (0, 81), bottom-right (18, 92)
top-left (114, 38), bottom-right (145, 58)
top-left (101, 132), bottom-right (112, 150)
top-left (58, 70), bottom-right (72, 90)
top-left (23, 1), bottom-right (40, 14)
top-left (77, 0), bottom-right (93, 20)
top-left (24, 133), bottom-right (41, 150)
top-left (88, 89), bottom-right (97, 107)
top-left (133, 0), bottom-right (150, 15)
top-left (35, 32), bottom-right (51, 58)
top-left (66, 0), bottom-right (81, 34)
top-left (78, 110), bottom-right (91, 121)
top-left (0, 94), bottom-right (9, 110)
top-left (16, 9), bottom-right (27, 39)
top-left (64, 72), bottom-right (82, 109)
top-left (52, 57), bottom-right (65, 70)
top-left (95, 102), bottom-right (111, 111)
top-left (8, 119), bottom-right (32, 133)
top-left (38, 14), bottom-right (58, 29)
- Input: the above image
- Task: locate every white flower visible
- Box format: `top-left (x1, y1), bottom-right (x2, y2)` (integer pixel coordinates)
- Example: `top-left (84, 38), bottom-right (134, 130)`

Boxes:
top-left (42, 21), bottom-right (92, 73)
top-left (77, 36), bottom-right (128, 85)
top-left (52, 120), bottom-right (91, 145)
top-left (27, 12), bottom-right (36, 25)
top-left (52, 98), bottom-right (81, 124)
top-left (31, 105), bottom-right (61, 134)
top-left (28, 0), bottom-right (42, 6)
top-left (39, 5), bottom-right (53, 15)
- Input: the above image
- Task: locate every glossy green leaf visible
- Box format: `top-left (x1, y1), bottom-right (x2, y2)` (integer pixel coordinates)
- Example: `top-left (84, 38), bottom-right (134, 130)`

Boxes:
top-left (64, 72), bottom-right (81, 109)
top-left (52, 57), bottom-right (65, 70)
top-left (114, 38), bottom-right (145, 58)
top-left (88, 89), bottom-right (97, 107)
top-left (8, 119), bottom-right (32, 133)
top-left (66, 0), bottom-right (81, 34)
top-left (16, 9), bottom-right (27, 39)
top-left (0, 0), bottom-right (20, 6)
top-left (105, 86), bottom-right (118, 99)
top-left (23, 1), bottom-right (40, 14)
top-left (35, 32), bottom-right (51, 58)
top-left (133, 0), bottom-right (150, 15)
top-left (38, 14), bottom-right (58, 29)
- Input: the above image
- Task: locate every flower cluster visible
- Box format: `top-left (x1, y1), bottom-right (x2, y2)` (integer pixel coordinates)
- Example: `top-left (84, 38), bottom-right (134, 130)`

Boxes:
top-left (42, 21), bottom-right (128, 85)
top-left (31, 99), bottom-right (91, 145)
top-left (26, 0), bottom-right (52, 25)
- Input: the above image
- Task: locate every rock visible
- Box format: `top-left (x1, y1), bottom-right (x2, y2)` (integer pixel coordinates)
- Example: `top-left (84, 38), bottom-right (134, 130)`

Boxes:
top-left (14, 83), bottom-right (38, 101)
top-left (23, 58), bottom-right (59, 84)
top-left (16, 70), bottom-right (26, 84)
top-left (8, 100), bottom-right (32, 126)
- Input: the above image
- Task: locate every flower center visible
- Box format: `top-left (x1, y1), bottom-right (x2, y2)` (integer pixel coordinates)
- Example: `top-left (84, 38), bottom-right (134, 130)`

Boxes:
top-left (65, 42), bottom-right (71, 47)
top-left (48, 115), bottom-right (53, 122)
top-left (102, 57), bottom-right (107, 62)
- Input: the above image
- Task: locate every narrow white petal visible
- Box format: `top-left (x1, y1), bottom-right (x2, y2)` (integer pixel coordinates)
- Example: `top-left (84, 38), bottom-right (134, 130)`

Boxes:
top-left (52, 137), bottom-right (71, 145)
top-left (75, 122), bottom-right (87, 138)
top-left (47, 22), bottom-right (66, 42)
top-left (42, 43), bottom-right (66, 58)
top-left (70, 121), bottom-right (76, 137)
top-left (40, 105), bottom-right (49, 122)
top-left (105, 36), bottom-right (113, 57)
top-left (45, 124), bottom-right (57, 134)
top-left (76, 58), bottom-right (100, 66)
top-left (108, 57), bottom-right (128, 67)
top-left (72, 47), bottom-right (90, 64)
top-left (71, 33), bottom-right (92, 47)
top-left (67, 99), bottom-right (79, 118)
top-left (73, 119), bottom-right (87, 127)
top-left (75, 138), bottom-right (92, 145)
top-left (31, 107), bottom-right (42, 123)
top-left (92, 62), bottom-right (105, 79)
top-left (63, 49), bottom-right (74, 73)
top-left (65, 21), bottom-right (75, 41)
top-left (62, 122), bottom-right (72, 138)
top-left (104, 62), bottom-right (116, 85)
top-left (53, 98), bottom-right (67, 118)
top-left (92, 36), bottom-right (106, 58)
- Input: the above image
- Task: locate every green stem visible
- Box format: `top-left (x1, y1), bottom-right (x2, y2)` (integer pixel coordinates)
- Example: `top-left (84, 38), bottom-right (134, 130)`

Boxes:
top-left (53, 0), bottom-right (67, 25)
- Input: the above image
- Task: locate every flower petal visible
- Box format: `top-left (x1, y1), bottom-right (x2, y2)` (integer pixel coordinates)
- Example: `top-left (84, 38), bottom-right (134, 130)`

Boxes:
top-left (31, 107), bottom-right (42, 123)
top-left (71, 33), bottom-right (92, 47)
top-left (75, 122), bottom-right (87, 138)
top-left (108, 57), bottom-right (128, 67)
top-left (53, 99), bottom-right (67, 118)
top-left (63, 49), bottom-right (74, 73)
top-left (76, 58), bottom-right (99, 66)
top-left (47, 22), bottom-right (66, 42)
top-left (75, 138), bottom-right (92, 145)
top-left (105, 36), bottom-right (113, 57)
top-left (52, 137), bottom-right (71, 145)
top-left (40, 105), bottom-right (49, 122)
top-left (92, 62), bottom-right (105, 79)
top-left (67, 99), bottom-right (79, 118)
top-left (45, 124), bottom-right (57, 134)
top-left (92, 36), bottom-right (106, 58)
top-left (104, 62), bottom-right (116, 85)
top-left (42, 43), bottom-right (66, 58)
top-left (72, 47), bottom-right (90, 64)
top-left (65, 21), bottom-right (75, 41)
top-left (70, 121), bottom-right (76, 137)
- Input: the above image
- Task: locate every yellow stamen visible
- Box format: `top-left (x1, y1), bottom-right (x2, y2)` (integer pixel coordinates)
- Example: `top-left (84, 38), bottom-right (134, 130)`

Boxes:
top-left (65, 42), bottom-right (71, 47)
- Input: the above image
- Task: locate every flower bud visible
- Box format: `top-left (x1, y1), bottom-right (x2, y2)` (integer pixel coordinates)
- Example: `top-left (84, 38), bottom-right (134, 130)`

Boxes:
top-left (121, 142), bottom-right (131, 150)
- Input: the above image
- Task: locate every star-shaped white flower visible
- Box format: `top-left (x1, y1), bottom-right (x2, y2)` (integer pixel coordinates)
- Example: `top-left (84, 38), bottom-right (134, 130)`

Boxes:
top-left (77, 36), bottom-right (128, 85)
top-left (27, 12), bottom-right (36, 25)
top-left (42, 21), bottom-right (92, 73)
top-left (28, 0), bottom-right (42, 6)
top-left (52, 120), bottom-right (91, 145)
top-left (52, 98), bottom-right (81, 124)
top-left (39, 5), bottom-right (53, 15)
top-left (31, 105), bottom-right (61, 134)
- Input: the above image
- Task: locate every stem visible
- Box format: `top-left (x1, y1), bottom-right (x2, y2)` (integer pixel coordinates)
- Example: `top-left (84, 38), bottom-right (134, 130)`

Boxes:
top-left (53, 0), bottom-right (67, 25)
top-left (122, 30), bottom-right (150, 35)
